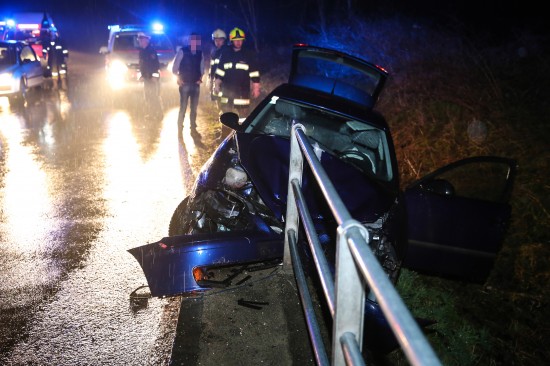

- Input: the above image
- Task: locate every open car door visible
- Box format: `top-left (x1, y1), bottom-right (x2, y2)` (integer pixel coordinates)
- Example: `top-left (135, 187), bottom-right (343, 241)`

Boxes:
top-left (403, 156), bottom-right (517, 282)
top-left (289, 44), bottom-right (388, 109)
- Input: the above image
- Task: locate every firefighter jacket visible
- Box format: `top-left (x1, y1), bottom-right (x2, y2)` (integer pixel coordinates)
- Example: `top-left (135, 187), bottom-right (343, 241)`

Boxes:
top-left (215, 46), bottom-right (260, 105)
top-left (139, 44), bottom-right (160, 79)
top-left (43, 38), bottom-right (68, 65)
top-left (209, 45), bottom-right (228, 82)
top-left (172, 46), bottom-right (205, 84)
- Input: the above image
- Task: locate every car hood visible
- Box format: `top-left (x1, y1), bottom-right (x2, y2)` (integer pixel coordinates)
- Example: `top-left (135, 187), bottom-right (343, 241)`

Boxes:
top-left (235, 133), bottom-right (397, 223)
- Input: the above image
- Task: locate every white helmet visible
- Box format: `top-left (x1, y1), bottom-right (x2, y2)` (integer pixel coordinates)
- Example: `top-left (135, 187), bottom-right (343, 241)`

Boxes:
top-left (211, 28), bottom-right (226, 40)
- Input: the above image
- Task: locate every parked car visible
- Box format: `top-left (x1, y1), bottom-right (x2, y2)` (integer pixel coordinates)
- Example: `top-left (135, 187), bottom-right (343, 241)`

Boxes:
top-left (129, 44), bottom-right (516, 353)
top-left (0, 40), bottom-right (45, 107)
top-left (99, 23), bottom-right (176, 91)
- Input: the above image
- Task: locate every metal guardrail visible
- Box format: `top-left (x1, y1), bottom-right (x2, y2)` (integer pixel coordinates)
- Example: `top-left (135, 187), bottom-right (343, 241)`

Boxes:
top-left (283, 124), bottom-right (442, 366)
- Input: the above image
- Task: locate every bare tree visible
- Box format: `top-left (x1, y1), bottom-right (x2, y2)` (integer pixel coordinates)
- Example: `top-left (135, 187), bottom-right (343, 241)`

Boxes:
top-left (315, 0), bottom-right (328, 38)
top-left (238, 0), bottom-right (260, 52)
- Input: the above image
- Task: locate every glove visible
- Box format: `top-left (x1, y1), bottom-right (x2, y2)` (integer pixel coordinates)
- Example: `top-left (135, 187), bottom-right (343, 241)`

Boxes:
top-left (251, 83), bottom-right (261, 99)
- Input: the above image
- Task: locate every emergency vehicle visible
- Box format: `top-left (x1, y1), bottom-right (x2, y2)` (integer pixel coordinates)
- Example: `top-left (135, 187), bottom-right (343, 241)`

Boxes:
top-left (99, 23), bottom-right (176, 90)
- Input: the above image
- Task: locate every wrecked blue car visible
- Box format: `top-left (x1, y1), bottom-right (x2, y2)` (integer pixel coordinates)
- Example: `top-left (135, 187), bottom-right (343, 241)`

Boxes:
top-left (128, 44), bottom-right (516, 351)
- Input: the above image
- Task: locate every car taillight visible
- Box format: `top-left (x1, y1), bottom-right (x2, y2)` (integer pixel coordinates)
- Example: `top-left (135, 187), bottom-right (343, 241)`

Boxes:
top-left (192, 267), bottom-right (206, 283)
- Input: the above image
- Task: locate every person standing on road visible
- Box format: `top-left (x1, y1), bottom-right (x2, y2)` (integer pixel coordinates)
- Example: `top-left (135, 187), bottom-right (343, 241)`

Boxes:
top-left (172, 32), bottom-right (205, 141)
top-left (213, 27), bottom-right (260, 139)
top-left (43, 34), bottom-right (69, 83)
top-left (137, 32), bottom-right (162, 119)
top-left (209, 28), bottom-right (227, 110)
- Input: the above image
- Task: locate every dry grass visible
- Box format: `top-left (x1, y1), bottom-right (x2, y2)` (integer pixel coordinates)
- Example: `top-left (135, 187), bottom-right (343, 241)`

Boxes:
top-left (284, 15), bottom-right (550, 365)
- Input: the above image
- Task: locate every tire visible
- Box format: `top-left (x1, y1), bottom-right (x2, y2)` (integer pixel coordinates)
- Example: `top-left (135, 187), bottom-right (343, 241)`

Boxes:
top-left (168, 197), bottom-right (190, 236)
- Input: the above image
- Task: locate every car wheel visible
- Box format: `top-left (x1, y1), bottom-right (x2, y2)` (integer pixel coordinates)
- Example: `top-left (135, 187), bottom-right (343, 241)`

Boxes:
top-left (168, 197), bottom-right (190, 236)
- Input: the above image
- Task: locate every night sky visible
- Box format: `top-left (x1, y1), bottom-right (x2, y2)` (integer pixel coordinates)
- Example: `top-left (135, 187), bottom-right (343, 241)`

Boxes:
top-left (1, 1), bottom-right (545, 52)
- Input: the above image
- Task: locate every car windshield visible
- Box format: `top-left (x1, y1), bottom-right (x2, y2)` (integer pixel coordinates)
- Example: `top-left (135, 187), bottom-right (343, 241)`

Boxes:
top-left (113, 33), bottom-right (173, 51)
top-left (245, 97), bottom-right (394, 181)
top-left (0, 46), bottom-right (15, 65)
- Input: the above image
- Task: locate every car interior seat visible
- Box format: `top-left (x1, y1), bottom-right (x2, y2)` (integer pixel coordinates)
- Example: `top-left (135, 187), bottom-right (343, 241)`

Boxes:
top-left (351, 130), bottom-right (382, 173)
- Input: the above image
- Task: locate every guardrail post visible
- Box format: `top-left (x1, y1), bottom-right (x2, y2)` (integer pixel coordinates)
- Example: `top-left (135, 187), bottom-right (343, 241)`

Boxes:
top-left (283, 123), bottom-right (305, 272)
top-left (333, 220), bottom-right (368, 365)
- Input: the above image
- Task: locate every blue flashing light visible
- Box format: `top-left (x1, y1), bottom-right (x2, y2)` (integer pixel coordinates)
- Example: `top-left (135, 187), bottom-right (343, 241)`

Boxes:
top-left (152, 22), bottom-right (163, 33)
top-left (7, 19), bottom-right (15, 27)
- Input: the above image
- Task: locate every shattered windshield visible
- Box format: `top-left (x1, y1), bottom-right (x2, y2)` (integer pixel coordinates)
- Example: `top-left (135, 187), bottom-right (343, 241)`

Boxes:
top-left (245, 97), bottom-right (393, 181)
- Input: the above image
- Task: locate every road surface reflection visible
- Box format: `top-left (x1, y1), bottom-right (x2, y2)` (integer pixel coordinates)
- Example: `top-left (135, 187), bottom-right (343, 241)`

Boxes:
top-left (0, 51), bottom-right (219, 364)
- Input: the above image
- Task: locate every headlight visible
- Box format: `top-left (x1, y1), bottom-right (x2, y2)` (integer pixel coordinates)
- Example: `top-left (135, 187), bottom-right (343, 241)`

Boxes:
top-left (109, 59), bottom-right (128, 74)
top-left (106, 60), bottom-right (129, 89)
top-left (223, 166), bottom-right (248, 189)
top-left (0, 72), bottom-right (14, 89)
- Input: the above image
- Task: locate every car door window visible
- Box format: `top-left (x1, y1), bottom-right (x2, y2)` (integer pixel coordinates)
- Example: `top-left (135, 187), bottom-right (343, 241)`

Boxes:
top-left (19, 45), bottom-right (37, 62)
top-left (0, 46), bottom-right (13, 65)
top-left (415, 157), bottom-right (516, 203)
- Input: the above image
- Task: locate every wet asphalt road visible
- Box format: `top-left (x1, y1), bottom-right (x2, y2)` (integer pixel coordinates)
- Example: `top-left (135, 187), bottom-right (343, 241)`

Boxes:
top-left (0, 51), bottom-right (220, 365)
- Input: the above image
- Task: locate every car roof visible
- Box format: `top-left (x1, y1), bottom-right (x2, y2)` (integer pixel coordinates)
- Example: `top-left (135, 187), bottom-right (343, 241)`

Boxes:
top-left (109, 24), bottom-right (166, 35)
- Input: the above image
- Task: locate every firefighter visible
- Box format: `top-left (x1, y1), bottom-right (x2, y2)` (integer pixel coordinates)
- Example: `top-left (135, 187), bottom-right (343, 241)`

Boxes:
top-left (43, 35), bottom-right (68, 81)
top-left (213, 27), bottom-right (261, 121)
top-left (209, 28), bottom-right (227, 108)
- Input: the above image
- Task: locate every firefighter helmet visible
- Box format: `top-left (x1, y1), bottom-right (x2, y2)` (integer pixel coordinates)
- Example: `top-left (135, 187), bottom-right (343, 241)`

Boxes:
top-left (229, 27), bottom-right (245, 41)
top-left (212, 28), bottom-right (226, 40)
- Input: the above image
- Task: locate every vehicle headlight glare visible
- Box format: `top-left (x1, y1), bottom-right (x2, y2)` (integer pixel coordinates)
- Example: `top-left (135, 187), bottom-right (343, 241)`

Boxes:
top-left (107, 60), bottom-right (128, 89)
top-left (109, 60), bottom-right (128, 75)
top-left (0, 72), bottom-right (13, 87)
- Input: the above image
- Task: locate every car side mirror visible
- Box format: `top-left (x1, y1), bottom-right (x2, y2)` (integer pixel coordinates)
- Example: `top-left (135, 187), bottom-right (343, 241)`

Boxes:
top-left (99, 46), bottom-right (109, 55)
top-left (220, 112), bottom-right (243, 132)
top-left (421, 178), bottom-right (455, 196)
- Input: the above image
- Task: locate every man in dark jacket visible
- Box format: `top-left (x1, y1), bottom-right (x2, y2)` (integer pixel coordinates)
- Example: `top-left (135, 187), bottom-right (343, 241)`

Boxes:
top-left (172, 32), bottom-right (205, 140)
top-left (138, 32), bottom-right (162, 118)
